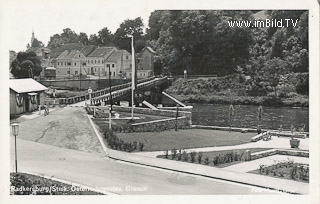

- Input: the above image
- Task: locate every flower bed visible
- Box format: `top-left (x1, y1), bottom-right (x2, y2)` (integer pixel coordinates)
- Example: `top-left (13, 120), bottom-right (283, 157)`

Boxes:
top-left (157, 148), bottom-right (271, 168)
top-left (249, 160), bottom-right (309, 183)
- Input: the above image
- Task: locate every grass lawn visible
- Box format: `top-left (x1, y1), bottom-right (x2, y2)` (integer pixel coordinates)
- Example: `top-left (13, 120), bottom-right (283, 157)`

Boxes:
top-left (117, 129), bottom-right (257, 151)
top-left (157, 148), bottom-right (272, 168)
top-left (92, 112), bottom-right (171, 131)
top-left (10, 173), bottom-right (102, 195)
top-left (249, 162), bottom-right (309, 183)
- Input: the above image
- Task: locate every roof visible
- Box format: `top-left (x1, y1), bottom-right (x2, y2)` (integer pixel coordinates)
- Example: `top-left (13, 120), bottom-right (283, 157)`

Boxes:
top-left (87, 47), bottom-right (116, 58)
top-left (57, 50), bottom-right (83, 60)
top-left (105, 50), bottom-right (130, 62)
top-left (144, 47), bottom-right (155, 53)
top-left (80, 45), bottom-right (97, 56)
top-left (10, 78), bottom-right (48, 93)
top-left (136, 47), bottom-right (156, 58)
top-left (49, 43), bottom-right (84, 59)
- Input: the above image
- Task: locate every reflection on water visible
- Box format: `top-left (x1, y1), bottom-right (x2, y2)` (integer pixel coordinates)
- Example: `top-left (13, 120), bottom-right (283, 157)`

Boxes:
top-left (191, 103), bottom-right (309, 131)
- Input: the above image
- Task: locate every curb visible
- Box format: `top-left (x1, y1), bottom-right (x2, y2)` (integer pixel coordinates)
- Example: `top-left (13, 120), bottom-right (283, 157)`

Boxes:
top-left (87, 115), bottom-right (308, 195)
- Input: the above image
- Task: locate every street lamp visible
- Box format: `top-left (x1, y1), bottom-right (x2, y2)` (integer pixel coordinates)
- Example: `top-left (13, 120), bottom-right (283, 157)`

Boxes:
top-left (11, 123), bottom-right (19, 173)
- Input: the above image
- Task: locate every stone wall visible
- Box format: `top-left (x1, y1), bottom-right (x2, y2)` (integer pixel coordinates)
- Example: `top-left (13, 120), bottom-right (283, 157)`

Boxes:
top-left (250, 149), bottom-right (309, 160)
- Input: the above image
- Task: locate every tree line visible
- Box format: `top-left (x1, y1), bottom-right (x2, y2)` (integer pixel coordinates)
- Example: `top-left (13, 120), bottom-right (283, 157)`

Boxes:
top-left (15, 10), bottom-right (308, 90)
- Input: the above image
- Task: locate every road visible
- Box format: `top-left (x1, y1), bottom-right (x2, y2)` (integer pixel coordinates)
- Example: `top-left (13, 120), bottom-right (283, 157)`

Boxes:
top-left (10, 138), bottom-right (280, 195)
top-left (9, 106), bottom-right (280, 195)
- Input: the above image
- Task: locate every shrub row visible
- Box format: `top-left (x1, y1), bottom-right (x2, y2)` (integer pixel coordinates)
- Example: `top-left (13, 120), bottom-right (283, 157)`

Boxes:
top-left (164, 149), bottom-right (245, 166)
top-left (104, 130), bottom-right (144, 152)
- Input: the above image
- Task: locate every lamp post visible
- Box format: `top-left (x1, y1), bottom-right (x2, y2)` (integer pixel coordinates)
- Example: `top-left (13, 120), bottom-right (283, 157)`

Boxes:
top-left (11, 123), bottom-right (19, 173)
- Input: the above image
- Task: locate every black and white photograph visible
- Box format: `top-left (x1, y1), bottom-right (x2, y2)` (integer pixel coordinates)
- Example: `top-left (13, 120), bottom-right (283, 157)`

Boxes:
top-left (0, 0), bottom-right (319, 203)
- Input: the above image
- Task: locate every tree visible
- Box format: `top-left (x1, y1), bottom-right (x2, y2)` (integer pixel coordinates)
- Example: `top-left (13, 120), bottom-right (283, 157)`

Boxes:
top-left (113, 17), bottom-right (145, 52)
top-left (88, 34), bottom-right (99, 46)
top-left (79, 32), bottom-right (89, 45)
top-left (31, 38), bottom-right (44, 48)
top-left (47, 28), bottom-right (79, 48)
top-left (97, 27), bottom-right (114, 46)
top-left (10, 51), bottom-right (42, 78)
top-left (261, 57), bottom-right (288, 96)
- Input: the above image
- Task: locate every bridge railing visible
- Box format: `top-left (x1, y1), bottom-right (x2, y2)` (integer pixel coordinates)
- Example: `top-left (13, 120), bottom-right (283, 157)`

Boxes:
top-left (58, 77), bottom-right (156, 105)
top-left (90, 77), bottom-right (168, 105)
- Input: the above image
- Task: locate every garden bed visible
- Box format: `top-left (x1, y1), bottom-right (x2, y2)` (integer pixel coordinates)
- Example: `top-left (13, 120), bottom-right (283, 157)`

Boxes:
top-left (249, 160), bottom-right (309, 183)
top-left (10, 173), bottom-right (102, 195)
top-left (157, 148), bottom-right (271, 168)
top-left (117, 129), bottom-right (256, 151)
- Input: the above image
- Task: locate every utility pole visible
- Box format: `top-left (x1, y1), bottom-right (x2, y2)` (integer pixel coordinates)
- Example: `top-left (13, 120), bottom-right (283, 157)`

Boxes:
top-left (79, 61), bottom-right (82, 91)
top-left (109, 65), bottom-right (113, 112)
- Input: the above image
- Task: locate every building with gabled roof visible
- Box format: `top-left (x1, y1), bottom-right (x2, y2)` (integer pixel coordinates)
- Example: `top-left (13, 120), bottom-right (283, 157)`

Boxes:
top-left (10, 78), bottom-right (48, 115)
top-left (105, 50), bottom-right (132, 79)
top-left (85, 47), bottom-right (117, 77)
top-left (135, 47), bottom-right (156, 78)
top-left (55, 50), bottom-right (87, 78)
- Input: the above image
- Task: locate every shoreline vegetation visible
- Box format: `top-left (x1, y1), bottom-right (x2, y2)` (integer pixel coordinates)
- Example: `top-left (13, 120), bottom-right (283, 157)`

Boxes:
top-left (172, 93), bottom-right (308, 107)
top-left (166, 75), bottom-right (308, 108)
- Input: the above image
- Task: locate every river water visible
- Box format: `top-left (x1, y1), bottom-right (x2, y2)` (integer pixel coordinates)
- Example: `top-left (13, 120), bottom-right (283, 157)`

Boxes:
top-left (191, 103), bottom-right (309, 131)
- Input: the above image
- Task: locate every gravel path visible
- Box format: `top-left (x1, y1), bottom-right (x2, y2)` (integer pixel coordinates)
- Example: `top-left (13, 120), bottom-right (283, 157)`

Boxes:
top-left (12, 106), bottom-right (105, 156)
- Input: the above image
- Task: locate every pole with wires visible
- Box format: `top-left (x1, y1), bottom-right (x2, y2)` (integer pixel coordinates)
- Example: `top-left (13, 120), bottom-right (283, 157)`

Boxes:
top-left (131, 36), bottom-right (135, 120)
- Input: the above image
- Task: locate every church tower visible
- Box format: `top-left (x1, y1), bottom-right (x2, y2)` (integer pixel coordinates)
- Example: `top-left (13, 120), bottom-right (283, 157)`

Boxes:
top-left (31, 28), bottom-right (35, 45)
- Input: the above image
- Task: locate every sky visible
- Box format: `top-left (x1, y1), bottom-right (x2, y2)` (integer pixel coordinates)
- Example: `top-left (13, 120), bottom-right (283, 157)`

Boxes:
top-left (1, 0), bottom-right (155, 52)
top-left (0, 0), bottom-right (313, 52)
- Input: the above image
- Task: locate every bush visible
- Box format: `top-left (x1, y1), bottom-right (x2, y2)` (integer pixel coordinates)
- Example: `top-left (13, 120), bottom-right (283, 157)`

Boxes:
top-left (182, 150), bottom-right (188, 161)
top-left (197, 152), bottom-right (203, 164)
top-left (138, 142), bottom-right (145, 151)
top-left (204, 157), bottom-right (209, 165)
top-left (295, 73), bottom-right (308, 95)
top-left (171, 148), bottom-right (177, 159)
top-left (164, 150), bottom-right (169, 159)
top-left (190, 152), bottom-right (197, 163)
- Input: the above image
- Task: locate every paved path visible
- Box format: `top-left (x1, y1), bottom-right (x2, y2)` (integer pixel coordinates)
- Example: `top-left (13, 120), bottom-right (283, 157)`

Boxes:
top-left (132, 137), bottom-right (309, 158)
top-left (10, 138), bottom-right (280, 195)
top-left (11, 106), bottom-right (104, 156)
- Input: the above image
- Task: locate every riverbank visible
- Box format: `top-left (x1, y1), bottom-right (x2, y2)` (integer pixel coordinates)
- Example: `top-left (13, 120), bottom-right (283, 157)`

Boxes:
top-left (170, 94), bottom-right (309, 107)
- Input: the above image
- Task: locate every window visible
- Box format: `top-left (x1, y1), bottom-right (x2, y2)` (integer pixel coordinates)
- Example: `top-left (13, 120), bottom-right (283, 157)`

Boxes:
top-left (75, 71), bottom-right (78, 75)
top-left (91, 60), bottom-right (93, 64)
top-left (113, 72), bottom-right (115, 76)
top-left (112, 64), bottom-right (115, 68)
top-left (98, 60), bottom-right (100, 64)
top-left (68, 62), bottom-right (71, 66)
top-left (58, 62), bottom-right (60, 66)
top-left (107, 64), bottom-right (110, 68)
top-left (79, 55), bottom-right (81, 57)
top-left (130, 64), bottom-right (132, 68)
top-left (126, 55), bottom-right (128, 60)
top-left (67, 71), bottom-right (70, 74)
top-left (95, 60), bottom-right (96, 64)
top-left (74, 62), bottom-right (76, 66)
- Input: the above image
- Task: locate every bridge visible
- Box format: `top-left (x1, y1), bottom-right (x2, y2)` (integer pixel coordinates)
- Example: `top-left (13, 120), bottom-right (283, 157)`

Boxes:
top-left (58, 77), bottom-right (168, 105)
top-left (90, 77), bottom-right (168, 105)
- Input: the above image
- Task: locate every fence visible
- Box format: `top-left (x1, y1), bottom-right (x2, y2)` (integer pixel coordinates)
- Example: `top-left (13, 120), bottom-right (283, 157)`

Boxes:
top-left (56, 77), bottom-right (156, 105)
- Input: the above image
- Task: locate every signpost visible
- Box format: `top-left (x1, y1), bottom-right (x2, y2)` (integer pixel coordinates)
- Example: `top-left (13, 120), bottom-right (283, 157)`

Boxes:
top-left (88, 87), bottom-right (93, 105)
